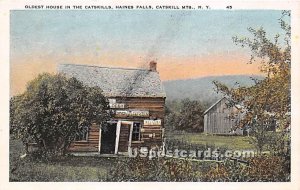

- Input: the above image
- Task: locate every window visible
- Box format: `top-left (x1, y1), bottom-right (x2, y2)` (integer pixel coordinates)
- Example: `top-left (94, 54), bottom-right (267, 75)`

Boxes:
top-left (75, 126), bottom-right (89, 141)
top-left (132, 122), bottom-right (141, 141)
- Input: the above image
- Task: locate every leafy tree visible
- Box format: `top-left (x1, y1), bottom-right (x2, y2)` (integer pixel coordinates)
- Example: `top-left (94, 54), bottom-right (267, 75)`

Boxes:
top-left (10, 73), bottom-right (110, 157)
top-left (165, 100), bottom-right (181, 132)
top-left (213, 11), bottom-right (291, 154)
top-left (165, 99), bottom-right (205, 132)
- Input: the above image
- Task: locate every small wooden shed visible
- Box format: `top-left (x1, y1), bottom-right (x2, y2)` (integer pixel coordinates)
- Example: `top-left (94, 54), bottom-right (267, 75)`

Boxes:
top-left (203, 97), bottom-right (243, 135)
top-left (58, 61), bottom-right (166, 155)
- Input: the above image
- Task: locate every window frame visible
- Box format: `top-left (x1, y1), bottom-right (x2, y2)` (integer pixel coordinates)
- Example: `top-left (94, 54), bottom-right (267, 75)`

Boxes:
top-left (75, 126), bottom-right (89, 142)
top-left (131, 122), bottom-right (142, 142)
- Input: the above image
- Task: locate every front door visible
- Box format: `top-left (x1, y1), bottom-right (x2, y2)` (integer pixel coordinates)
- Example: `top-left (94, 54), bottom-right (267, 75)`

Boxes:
top-left (117, 122), bottom-right (133, 153)
top-left (100, 123), bottom-right (117, 154)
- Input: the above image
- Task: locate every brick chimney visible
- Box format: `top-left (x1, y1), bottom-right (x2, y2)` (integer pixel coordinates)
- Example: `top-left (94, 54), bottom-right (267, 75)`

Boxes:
top-left (149, 61), bottom-right (157, 72)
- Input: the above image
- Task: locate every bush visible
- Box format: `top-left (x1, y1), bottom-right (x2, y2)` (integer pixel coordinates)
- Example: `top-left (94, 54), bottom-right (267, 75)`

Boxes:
top-left (165, 99), bottom-right (205, 132)
top-left (108, 157), bottom-right (208, 182)
top-left (201, 155), bottom-right (290, 182)
top-left (10, 73), bottom-right (110, 157)
top-left (108, 155), bottom-right (290, 182)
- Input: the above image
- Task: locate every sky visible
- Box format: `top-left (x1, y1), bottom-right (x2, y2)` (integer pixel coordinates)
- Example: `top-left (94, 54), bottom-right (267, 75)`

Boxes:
top-left (10, 10), bottom-right (286, 95)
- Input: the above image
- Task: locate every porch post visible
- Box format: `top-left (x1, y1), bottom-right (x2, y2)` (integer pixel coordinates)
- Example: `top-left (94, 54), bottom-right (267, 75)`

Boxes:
top-left (114, 120), bottom-right (121, 154)
top-left (98, 126), bottom-right (102, 153)
top-left (128, 122), bottom-right (133, 153)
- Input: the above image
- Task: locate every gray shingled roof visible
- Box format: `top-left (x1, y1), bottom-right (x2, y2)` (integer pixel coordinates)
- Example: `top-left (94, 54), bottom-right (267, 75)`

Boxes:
top-left (58, 64), bottom-right (166, 98)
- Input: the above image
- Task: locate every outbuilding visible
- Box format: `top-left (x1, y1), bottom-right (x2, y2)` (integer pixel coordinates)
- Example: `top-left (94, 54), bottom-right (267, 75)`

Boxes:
top-left (203, 97), bottom-right (243, 135)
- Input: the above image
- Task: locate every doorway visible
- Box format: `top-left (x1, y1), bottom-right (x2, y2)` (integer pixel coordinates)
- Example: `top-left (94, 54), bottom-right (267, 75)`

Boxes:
top-left (100, 123), bottom-right (117, 154)
top-left (117, 121), bottom-right (133, 153)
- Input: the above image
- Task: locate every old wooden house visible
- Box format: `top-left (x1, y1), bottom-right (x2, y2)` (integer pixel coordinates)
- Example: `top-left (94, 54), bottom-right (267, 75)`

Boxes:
top-left (58, 61), bottom-right (166, 155)
top-left (203, 97), bottom-right (243, 135)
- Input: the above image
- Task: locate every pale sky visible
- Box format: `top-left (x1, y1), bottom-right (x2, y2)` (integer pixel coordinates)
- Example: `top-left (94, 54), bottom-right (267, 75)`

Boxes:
top-left (10, 10), bottom-right (287, 95)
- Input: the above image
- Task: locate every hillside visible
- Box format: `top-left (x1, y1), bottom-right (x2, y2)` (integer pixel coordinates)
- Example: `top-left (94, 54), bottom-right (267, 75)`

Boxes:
top-left (163, 75), bottom-right (263, 103)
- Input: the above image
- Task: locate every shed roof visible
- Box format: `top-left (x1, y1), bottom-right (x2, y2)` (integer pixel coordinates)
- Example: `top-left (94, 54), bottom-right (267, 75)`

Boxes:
top-left (204, 97), bottom-right (226, 115)
top-left (204, 97), bottom-right (242, 115)
top-left (58, 63), bottom-right (166, 98)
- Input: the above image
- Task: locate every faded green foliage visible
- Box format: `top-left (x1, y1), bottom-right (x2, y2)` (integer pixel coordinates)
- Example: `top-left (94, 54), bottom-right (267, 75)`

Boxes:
top-left (201, 156), bottom-right (289, 182)
top-left (10, 73), bottom-right (110, 156)
top-left (213, 11), bottom-right (291, 154)
top-left (108, 156), bottom-right (208, 182)
top-left (108, 156), bottom-right (289, 182)
top-left (165, 99), bottom-right (206, 132)
top-left (10, 138), bottom-right (289, 182)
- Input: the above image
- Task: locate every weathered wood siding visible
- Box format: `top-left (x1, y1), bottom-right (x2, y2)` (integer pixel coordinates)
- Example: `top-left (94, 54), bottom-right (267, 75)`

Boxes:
top-left (68, 97), bottom-right (165, 152)
top-left (119, 97), bottom-right (165, 120)
top-left (68, 123), bottom-right (99, 152)
top-left (204, 98), bottom-right (241, 134)
top-left (118, 123), bottom-right (130, 152)
top-left (115, 97), bottom-right (165, 150)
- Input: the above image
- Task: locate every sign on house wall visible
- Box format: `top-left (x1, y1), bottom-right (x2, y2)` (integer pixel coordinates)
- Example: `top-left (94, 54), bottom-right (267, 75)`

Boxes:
top-left (115, 110), bottom-right (149, 117)
top-left (108, 99), bottom-right (126, 109)
top-left (144, 119), bottom-right (161, 126)
top-left (109, 103), bottom-right (126, 109)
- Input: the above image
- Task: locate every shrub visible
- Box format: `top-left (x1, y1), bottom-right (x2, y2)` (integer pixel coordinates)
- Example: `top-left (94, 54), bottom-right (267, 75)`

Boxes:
top-left (108, 155), bottom-right (290, 182)
top-left (165, 99), bottom-right (205, 132)
top-left (201, 155), bottom-right (290, 182)
top-left (108, 157), bottom-right (206, 182)
top-left (10, 73), bottom-right (110, 157)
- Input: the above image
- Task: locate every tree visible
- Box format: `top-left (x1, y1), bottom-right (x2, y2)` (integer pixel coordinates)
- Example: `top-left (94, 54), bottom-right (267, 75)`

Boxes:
top-left (166, 99), bottom-right (205, 132)
top-left (213, 11), bottom-right (291, 154)
top-left (10, 73), bottom-right (110, 157)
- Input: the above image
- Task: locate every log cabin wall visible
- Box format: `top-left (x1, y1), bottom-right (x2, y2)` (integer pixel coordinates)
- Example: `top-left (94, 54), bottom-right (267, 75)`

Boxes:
top-left (112, 97), bottom-right (165, 150)
top-left (68, 123), bottom-right (100, 152)
top-left (68, 96), bottom-right (165, 153)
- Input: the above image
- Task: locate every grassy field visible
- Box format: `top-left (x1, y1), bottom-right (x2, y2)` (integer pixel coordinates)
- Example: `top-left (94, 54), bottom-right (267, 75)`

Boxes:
top-left (10, 158), bottom-right (111, 181)
top-left (167, 131), bottom-right (255, 150)
top-left (9, 139), bottom-right (218, 182)
top-left (10, 133), bottom-right (248, 182)
top-left (10, 140), bottom-right (116, 181)
top-left (10, 132), bottom-right (255, 181)
top-left (10, 134), bottom-right (289, 182)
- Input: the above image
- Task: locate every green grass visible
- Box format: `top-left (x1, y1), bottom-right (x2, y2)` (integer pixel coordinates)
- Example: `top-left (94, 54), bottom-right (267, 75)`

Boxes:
top-left (167, 132), bottom-right (255, 150)
top-left (10, 136), bottom-right (288, 182)
top-left (9, 132), bottom-right (254, 181)
top-left (11, 160), bottom-right (110, 181)
top-left (9, 139), bottom-right (116, 181)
